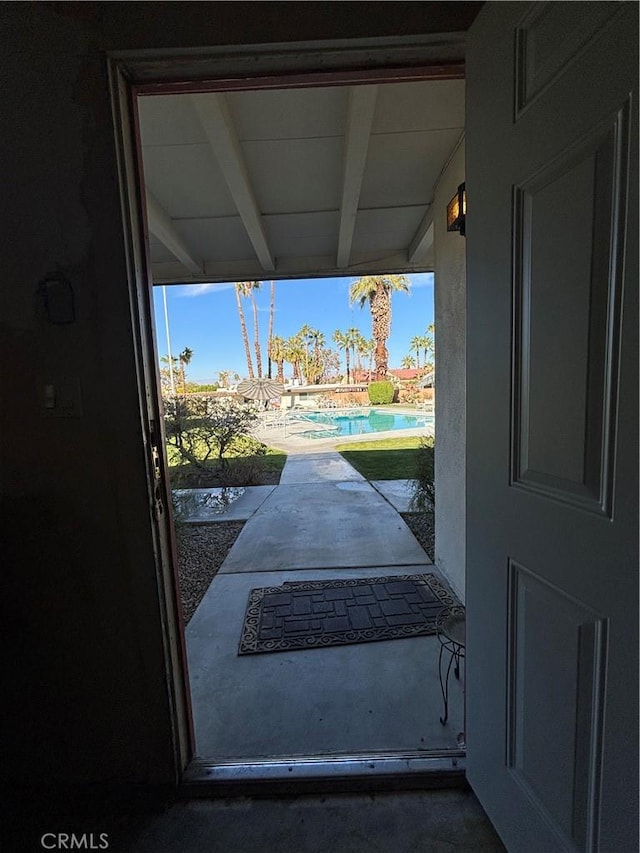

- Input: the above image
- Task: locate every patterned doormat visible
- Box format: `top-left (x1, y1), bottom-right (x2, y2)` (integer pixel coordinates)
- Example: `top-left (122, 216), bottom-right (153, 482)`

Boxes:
top-left (238, 574), bottom-right (462, 655)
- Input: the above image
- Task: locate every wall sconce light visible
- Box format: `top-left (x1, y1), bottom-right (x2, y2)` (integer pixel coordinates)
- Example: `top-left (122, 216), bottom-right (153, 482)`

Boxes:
top-left (446, 182), bottom-right (467, 236)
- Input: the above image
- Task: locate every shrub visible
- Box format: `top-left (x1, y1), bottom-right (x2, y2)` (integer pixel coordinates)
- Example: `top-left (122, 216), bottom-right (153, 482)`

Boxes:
top-left (190, 383), bottom-right (219, 392)
top-left (228, 434), bottom-right (267, 459)
top-left (410, 435), bottom-right (435, 512)
top-left (368, 380), bottom-right (395, 404)
top-left (163, 394), bottom-right (259, 470)
top-left (222, 455), bottom-right (268, 486)
top-left (338, 391), bottom-right (368, 407)
top-left (398, 385), bottom-right (420, 404)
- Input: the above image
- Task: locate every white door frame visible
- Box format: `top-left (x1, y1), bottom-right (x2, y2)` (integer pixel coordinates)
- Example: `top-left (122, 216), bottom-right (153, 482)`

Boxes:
top-left (108, 35), bottom-right (467, 787)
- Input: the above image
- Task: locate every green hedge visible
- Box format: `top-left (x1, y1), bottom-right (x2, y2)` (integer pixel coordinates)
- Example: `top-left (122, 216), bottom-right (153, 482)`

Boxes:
top-left (368, 380), bottom-right (395, 404)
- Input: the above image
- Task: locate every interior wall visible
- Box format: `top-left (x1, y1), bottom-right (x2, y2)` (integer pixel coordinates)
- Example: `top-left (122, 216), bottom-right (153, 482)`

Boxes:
top-left (433, 139), bottom-right (466, 602)
top-left (0, 2), bottom-right (480, 789)
top-left (0, 7), bottom-right (177, 788)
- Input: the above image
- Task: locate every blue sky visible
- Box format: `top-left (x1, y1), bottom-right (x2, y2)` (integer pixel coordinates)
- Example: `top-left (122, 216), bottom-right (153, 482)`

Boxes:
top-left (152, 273), bottom-right (434, 383)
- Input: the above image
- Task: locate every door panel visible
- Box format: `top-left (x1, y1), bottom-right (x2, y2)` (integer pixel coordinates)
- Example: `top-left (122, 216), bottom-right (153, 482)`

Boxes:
top-left (512, 104), bottom-right (628, 515)
top-left (506, 560), bottom-right (607, 850)
top-left (514, 2), bottom-right (620, 117)
top-left (466, 3), bottom-right (638, 851)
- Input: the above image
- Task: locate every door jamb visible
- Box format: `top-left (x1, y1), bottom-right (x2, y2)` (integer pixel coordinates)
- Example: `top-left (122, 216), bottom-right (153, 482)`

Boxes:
top-left (108, 62), bottom-right (195, 778)
top-left (108, 34), bottom-right (465, 787)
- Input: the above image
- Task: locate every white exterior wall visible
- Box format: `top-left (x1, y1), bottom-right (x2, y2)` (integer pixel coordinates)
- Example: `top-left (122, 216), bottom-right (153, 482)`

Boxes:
top-left (433, 139), bottom-right (466, 602)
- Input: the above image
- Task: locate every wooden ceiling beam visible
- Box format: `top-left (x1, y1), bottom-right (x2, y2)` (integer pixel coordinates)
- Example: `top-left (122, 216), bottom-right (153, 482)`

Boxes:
top-left (190, 93), bottom-right (275, 271)
top-left (408, 208), bottom-right (434, 263)
top-left (336, 85), bottom-right (378, 269)
top-left (146, 191), bottom-right (204, 275)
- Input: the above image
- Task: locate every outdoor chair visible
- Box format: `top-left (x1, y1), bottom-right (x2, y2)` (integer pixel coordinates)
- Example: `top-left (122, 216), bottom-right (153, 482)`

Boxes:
top-left (260, 411), bottom-right (287, 429)
top-left (317, 395), bottom-right (337, 409)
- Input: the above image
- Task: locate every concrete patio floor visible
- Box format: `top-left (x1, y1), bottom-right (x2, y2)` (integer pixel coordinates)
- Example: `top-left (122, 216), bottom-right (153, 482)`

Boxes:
top-left (219, 482), bottom-right (428, 573)
top-left (218, 453), bottom-right (427, 573)
top-left (173, 485), bottom-right (276, 522)
top-left (187, 565), bottom-right (463, 758)
top-left (371, 478), bottom-right (419, 512)
top-left (172, 477), bottom-right (419, 523)
top-left (279, 450), bottom-right (365, 484)
top-left (184, 451), bottom-right (463, 760)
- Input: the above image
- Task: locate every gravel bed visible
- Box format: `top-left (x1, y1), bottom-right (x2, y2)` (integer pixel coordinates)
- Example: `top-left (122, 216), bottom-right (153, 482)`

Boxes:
top-left (400, 512), bottom-right (435, 562)
top-left (175, 522), bottom-right (245, 624)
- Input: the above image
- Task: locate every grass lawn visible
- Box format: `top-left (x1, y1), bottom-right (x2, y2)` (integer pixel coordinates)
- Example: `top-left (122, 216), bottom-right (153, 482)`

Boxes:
top-left (167, 445), bottom-right (287, 488)
top-left (335, 435), bottom-right (423, 480)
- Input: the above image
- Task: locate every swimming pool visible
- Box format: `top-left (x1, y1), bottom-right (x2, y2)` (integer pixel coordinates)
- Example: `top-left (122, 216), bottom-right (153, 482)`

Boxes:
top-left (296, 408), bottom-right (434, 439)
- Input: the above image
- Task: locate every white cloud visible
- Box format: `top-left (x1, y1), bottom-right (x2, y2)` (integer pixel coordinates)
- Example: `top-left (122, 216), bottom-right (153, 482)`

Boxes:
top-left (179, 282), bottom-right (235, 297)
top-left (409, 273), bottom-right (434, 289)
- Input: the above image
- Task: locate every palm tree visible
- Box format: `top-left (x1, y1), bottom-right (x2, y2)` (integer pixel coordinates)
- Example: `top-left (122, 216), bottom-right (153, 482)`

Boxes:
top-left (159, 354), bottom-right (179, 395)
top-left (269, 335), bottom-right (286, 384)
top-left (178, 347), bottom-right (193, 393)
top-left (422, 325), bottom-right (435, 368)
top-left (355, 332), bottom-right (369, 379)
top-left (247, 281), bottom-right (263, 378)
top-left (410, 335), bottom-right (422, 369)
top-left (234, 282), bottom-right (254, 378)
top-left (309, 327), bottom-right (325, 356)
top-left (311, 329), bottom-right (326, 384)
top-left (298, 323), bottom-right (314, 381)
top-left (402, 355), bottom-right (416, 369)
top-left (217, 370), bottom-right (231, 389)
top-left (284, 334), bottom-right (305, 382)
top-left (333, 329), bottom-right (351, 383)
top-left (361, 337), bottom-right (375, 380)
top-left (349, 274), bottom-right (410, 379)
top-left (303, 326), bottom-right (325, 384)
top-left (267, 279), bottom-right (276, 378)
top-left (345, 327), bottom-right (362, 382)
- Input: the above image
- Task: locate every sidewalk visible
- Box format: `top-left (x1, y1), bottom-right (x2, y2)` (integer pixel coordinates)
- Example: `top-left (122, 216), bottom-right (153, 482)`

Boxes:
top-left (218, 453), bottom-right (427, 574)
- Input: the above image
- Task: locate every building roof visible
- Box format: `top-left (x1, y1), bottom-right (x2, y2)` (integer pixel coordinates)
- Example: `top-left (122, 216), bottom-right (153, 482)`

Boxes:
top-left (388, 368), bottom-right (423, 380)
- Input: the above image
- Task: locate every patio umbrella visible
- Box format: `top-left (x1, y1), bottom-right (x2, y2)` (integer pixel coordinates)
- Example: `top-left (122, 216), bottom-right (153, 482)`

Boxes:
top-left (236, 377), bottom-right (285, 403)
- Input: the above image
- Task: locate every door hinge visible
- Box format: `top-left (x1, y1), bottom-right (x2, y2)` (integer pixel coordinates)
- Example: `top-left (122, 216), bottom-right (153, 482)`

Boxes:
top-left (149, 419), bottom-right (165, 519)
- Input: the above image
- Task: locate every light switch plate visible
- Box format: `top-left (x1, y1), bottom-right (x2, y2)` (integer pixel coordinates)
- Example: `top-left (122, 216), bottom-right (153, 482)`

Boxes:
top-left (40, 377), bottom-right (83, 418)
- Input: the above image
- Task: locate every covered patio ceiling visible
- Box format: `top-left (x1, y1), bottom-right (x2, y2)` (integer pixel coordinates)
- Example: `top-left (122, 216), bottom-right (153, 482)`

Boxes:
top-left (137, 76), bottom-right (465, 284)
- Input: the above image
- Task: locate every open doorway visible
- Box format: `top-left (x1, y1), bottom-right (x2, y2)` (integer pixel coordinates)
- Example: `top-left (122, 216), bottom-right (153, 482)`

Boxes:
top-left (149, 272), bottom-right (447, 763)
top-left (112, 51), bottom-right (467, 776)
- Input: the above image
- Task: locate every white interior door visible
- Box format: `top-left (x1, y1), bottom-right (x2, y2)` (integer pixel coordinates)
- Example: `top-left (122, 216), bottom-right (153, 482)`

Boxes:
top-left (465, 3), bottom-right (638, 851)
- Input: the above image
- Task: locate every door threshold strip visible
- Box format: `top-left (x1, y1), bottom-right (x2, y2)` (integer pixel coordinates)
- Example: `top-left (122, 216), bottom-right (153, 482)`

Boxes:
top-left (181, 750), bottom-right (466, 797)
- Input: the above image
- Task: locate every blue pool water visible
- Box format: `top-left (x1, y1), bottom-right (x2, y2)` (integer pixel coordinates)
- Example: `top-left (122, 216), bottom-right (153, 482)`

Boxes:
top-left (297, 408), bottom-right (434, 439)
